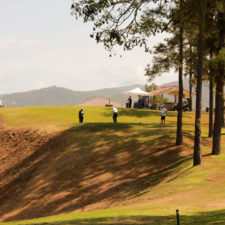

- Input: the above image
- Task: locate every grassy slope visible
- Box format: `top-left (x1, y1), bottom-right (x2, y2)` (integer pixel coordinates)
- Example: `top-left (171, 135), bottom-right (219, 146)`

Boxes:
top-left (0, 106), bottom-right (225, 225)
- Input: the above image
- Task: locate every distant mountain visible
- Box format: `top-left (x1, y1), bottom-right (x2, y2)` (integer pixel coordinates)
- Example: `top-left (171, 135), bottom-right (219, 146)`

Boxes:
top-left (0, 84), bottom-right (143, 107)
top-left (0, 79), bottom-right (212, 109)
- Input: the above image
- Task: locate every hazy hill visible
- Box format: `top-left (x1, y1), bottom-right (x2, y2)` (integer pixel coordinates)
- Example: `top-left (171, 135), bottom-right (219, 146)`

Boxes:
top-left (0, 79), bottom-right (211, 109)
top-left (0, 84), bottom-right (143, 107)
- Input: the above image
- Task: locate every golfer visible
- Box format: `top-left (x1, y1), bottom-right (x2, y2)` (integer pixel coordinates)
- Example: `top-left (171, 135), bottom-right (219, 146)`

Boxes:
top-left (112, 106), bottom-right (118, 123)
top-left (79, 108), bottom-right (84, 123)
top-left (128, 96), bottom-right (132, 108)
top-left (161, 105), bottom-right (167, 125)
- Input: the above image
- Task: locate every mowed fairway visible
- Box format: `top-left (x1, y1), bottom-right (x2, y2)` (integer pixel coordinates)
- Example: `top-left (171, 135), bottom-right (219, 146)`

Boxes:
top-left (0, 106), bottom-right (224, 225)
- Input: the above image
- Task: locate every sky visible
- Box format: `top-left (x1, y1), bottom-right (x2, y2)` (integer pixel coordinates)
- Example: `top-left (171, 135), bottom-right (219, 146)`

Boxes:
top-left (0, 0), bottom-right (177, 95)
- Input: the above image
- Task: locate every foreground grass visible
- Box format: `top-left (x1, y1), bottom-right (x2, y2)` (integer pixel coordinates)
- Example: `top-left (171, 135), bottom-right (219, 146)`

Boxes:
top-left (0, 106), bottom-right (224, 224)
top-left (1, 207), bottom-right (225, 225)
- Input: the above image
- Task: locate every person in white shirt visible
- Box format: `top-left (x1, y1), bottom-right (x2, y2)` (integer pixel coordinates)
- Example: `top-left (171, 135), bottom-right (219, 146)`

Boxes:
top-left (161, 106), bottom-right (167, 124)
top-left (112, 106), bottom-right (118, 123)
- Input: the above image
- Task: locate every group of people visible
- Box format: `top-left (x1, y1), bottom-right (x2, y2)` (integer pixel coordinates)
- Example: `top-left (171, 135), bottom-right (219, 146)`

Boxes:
top-left (127, 96), bottom-right (149, 109)
top-left (78, 105), bottom-right (167, 124)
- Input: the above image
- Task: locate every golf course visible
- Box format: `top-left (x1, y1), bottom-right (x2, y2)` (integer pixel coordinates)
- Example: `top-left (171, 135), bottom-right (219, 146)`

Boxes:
top-left (0, 106), bottom-right (224, 224)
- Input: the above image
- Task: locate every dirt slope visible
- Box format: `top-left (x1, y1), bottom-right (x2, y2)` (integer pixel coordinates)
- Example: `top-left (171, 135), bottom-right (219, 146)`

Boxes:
top-left (0, 116), bottom-right (51, 221)
top-left (0, 116), bottom-right (193, 222)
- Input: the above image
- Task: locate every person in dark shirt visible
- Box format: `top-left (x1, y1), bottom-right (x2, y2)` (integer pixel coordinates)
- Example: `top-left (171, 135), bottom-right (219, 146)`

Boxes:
top-left (79, 108), bottom-right (84, 123)
top-left (128, 96), bottom-right (132, 108)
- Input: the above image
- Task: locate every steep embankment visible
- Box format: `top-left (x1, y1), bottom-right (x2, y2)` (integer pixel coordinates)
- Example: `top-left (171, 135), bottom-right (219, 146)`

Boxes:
top-left (0, 117), bottom-right (192, 222)
top-left (0, 107), bottom-right (224, 223)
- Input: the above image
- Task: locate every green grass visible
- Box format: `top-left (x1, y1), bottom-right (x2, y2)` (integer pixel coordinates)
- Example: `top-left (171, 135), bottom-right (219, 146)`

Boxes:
top-left (0, 106), bottom-right (224, 225)
top-left (0, 106), bottom-right (210, 131)
top-left (0, 106), bottom-right (180, 131)
top-left (1, 207), bottom-right (225, 225)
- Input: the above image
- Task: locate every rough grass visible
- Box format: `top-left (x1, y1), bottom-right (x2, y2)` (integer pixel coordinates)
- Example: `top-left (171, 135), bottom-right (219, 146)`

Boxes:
top-left (0, 106), bottom-right (178, 131)
top-left (0, 106), bottom-right (224, 225)
top-left (1, 208), bottom-right (225, 225)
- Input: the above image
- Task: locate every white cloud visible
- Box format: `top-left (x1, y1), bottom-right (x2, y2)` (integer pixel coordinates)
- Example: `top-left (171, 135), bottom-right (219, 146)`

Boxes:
top-left (0, 38), bottom-right (15, 49)
top-left (0, 71), bottom-right (4, 78)
top-left (0, 72), bottom-right (9, 94)
top-left (0, 37), bottom-right (40, 49)
top-left (135, 66), bottom-right (147, 83)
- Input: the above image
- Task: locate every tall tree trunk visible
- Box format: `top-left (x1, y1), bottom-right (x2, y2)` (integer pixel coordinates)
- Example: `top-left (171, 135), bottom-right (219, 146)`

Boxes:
top-left (189, 44), bottom-right (193, 111)
top-left (212, 4), bottom-right (225, 155)
top-left (193, 0), bottom-right (206, 166)
top-left (208, 51), bottom-right (214, 137)
top-left (176, 0), bottom-right (183, 145)
top-left (208, 77), bottom-right (214, 137)
top-left (212, 79), bottom-right (224, 155)
top-left (222, 98), bottom-right (225, 127)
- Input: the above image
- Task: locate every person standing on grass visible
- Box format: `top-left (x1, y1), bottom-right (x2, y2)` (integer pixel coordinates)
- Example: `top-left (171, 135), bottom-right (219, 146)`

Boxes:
top-left (112, 106), bottom-right (118, 123)
top-left (128, 96), bottom-right (132, 108)
top-left (161, 105), bottom-right (167, 125)
top-left (79, 108), bottom-right (84, 123)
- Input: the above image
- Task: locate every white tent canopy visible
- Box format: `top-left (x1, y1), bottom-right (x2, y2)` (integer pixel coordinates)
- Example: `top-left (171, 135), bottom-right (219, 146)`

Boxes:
top-left (125, 88), bottom-right (150, 96)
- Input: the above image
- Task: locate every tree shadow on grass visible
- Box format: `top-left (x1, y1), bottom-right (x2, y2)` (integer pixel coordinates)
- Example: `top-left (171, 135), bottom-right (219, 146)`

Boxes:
top-left (0, 123), bottom-right (191, 222)
top-left (20, 209), bottom-right (225, 225)
top-left (83, 122), bottom-right (176, 129)
top-left (101, 108), bottom-right (177, 118)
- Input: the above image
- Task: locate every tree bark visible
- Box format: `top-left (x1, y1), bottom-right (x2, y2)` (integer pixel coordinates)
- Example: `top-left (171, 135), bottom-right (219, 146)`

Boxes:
top-left (222, 98), bottom-right (225, 128)
top-left (212, 79), bottom-right (224, 155)
top-left (189, 44), bottom-right (193, 111)
top-left (208, 50), bottom-right (214, 137)
top-left (212, 4), bottom-right (225, 155)
top-left (176, 0), bottom-right (183, 146)
top-left (193, 0), bottom-right (206, 166)
top-left (208, 77), bottom-right (214, 137)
